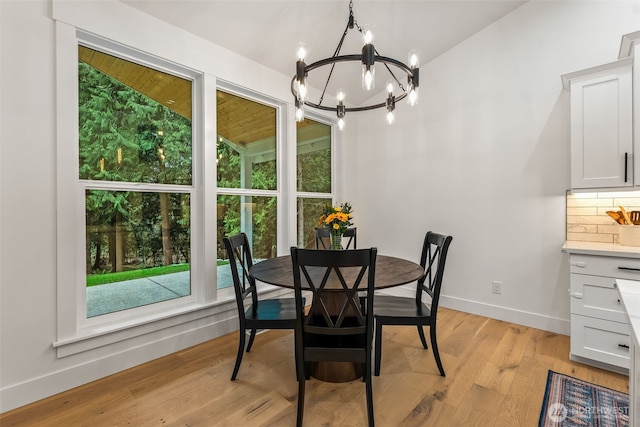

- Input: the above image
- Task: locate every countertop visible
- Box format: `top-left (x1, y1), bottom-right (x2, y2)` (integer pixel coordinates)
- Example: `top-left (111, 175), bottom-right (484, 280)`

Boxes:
top-left (616, 279), bottom-right (640, 346)
top-left (563, 241), bottom-right (640, 258)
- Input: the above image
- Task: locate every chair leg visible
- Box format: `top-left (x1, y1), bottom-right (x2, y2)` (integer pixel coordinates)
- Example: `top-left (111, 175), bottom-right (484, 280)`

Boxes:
top-left (231, 327), bottom-right (246, 380)
top-left (430, 323), bottom-right (445, 377)
top-left (296, 376), bottom-right (305, 427)
top-left (365, 360), bottom-right (375, 427)
top-left (374, 321), bottom-right (383, 376)
top-left (246, 328), bottom-right (257, 352)
top-left (417, 325), bottom-right (428, 349)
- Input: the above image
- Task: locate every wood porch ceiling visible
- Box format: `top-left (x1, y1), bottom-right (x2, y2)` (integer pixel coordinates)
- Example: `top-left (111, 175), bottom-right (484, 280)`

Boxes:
top-left (79, 46), bottom-right (308, 145)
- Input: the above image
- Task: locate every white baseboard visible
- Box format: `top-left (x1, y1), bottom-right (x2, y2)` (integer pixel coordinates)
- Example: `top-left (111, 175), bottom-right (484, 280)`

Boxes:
top-left (377, 288), bottom-right (570, 335)
top-left (439, 295), bottom-right (570, 335)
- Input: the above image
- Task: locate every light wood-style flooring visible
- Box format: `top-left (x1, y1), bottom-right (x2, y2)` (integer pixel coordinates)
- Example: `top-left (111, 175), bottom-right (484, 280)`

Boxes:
top-left (0, 308), bottom-right (629, 426)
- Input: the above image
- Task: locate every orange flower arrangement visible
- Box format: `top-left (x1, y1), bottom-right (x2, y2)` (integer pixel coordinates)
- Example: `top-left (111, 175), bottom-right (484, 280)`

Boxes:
top-left (318, 202), bottom-right (353, 235)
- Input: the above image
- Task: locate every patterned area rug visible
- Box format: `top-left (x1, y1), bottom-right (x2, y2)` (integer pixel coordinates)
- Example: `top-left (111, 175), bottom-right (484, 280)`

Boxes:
top-left (538, 371), bottom-right (629, 427)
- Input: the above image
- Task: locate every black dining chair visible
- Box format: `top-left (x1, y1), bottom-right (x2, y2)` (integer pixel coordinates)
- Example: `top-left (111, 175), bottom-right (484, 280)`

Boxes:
top-left (315, 227), bottom-right (357, 250)
top-left (291, 246), bottom-right (377, 427)
top-left (373, 231), bottom-right (452, 377)
top-left (223, 233), bottom-right (299, 381)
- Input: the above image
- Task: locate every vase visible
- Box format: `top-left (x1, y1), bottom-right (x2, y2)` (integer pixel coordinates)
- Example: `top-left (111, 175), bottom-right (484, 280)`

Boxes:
top-left (330, 232), bottom-right (343, 250)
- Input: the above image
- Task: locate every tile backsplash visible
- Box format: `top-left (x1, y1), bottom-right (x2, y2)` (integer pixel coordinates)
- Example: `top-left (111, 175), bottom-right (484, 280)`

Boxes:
top-left (567, 191), bottom-right (640, 243)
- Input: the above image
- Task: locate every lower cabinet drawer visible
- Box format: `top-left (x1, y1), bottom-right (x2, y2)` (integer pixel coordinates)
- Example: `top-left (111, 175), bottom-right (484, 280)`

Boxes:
top-left (570, 273), bottom-right (628, 323)
top-left (570, 314), bottom-right (630, 369)
top-left (570, 254), bottom-right (640, 280)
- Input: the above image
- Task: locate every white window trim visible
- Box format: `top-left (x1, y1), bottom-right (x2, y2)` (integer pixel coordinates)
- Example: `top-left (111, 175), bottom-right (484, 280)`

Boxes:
top-left (54, 23), bottom-right (224, 357)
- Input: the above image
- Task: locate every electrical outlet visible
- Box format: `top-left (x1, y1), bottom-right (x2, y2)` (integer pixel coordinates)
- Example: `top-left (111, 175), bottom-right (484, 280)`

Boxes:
top-left (492, 281), bottom-right (502, 294)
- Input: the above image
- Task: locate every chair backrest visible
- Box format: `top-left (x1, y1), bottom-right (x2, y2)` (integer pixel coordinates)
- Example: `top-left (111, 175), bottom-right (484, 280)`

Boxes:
top-left (315, 227), bottom-right (357, 250)
top-left (223, 233), bottom-right (258, 313)
top-left (291, 247), bottom-right (377, 339)
top-left (416, 232), bottom-right (453, 317)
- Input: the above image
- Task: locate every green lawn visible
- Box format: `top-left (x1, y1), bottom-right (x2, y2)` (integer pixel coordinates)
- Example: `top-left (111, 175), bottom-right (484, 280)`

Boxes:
top-left (86, 261), bottom-right (230, 287)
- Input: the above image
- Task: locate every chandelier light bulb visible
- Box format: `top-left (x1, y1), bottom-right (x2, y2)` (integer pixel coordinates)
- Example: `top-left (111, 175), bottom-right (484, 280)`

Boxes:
top-left (296, 43), bottom-right (307, 61)
top-left (295, 98), bottom-right (305, 122)
top-left (386, 110), bottom-right (395, 125)
top-left (409, 50), bottom-right (419, 69)
top-left (295, 44), bottom-right (308, 102)
top-left (336, 91), bottom-right (346, 130)
top-left (386, 81), bottom-right (394, 95)
top-left (361, 29), bottom-right (376, 91)
top-left (297, 81), bottom-right (307, 101)
top-left (408, 86), bottom-right (418, 106)
top-left (363, 29), bottom-right (373, 45)
top-left (386, 89), bottom-right (395, 124)
top-left (295, 103), bottom-right (304, 122)
top-left (362, 67), bottom-right (375, 91)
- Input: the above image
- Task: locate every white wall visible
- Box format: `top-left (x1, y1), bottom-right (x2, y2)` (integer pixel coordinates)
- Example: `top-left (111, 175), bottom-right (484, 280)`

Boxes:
top-left (1, 0), bottom-right (62, 413)
top-left (349, 0), bottom-right (640, 332)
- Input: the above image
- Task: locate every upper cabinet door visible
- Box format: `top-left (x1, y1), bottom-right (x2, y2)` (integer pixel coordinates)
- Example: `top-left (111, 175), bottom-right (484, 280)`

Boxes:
top-left (568, 62), bottom-right (633, 190)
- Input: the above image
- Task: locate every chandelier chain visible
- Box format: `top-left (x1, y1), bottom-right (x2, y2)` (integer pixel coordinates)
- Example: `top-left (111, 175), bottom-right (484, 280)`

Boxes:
top-left (318, 17), bottom-right (351, 105)
top-left (349, 0), bottom-right (364, 34)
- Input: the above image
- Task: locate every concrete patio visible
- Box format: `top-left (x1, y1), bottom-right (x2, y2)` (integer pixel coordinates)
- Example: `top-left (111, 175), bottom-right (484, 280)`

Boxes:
top-left (86, 265), bottom-right (233, 317)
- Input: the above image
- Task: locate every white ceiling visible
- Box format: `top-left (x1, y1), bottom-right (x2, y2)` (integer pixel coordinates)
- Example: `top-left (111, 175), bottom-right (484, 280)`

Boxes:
top-left (122, 0), bottom-right (527, 106)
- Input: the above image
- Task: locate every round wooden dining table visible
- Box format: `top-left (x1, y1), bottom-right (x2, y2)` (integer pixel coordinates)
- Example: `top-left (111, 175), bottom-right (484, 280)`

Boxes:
top-left (249, 253), bottom-right (424, 382)
top-left (250, 254), bottom-right (424, 290)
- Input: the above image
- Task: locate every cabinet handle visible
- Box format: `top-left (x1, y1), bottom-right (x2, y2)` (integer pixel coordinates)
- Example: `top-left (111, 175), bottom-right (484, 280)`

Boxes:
top-left (619, 343), bottom-right (630, 350)
top-left (618, 266), bottom-right (640, 272)
top-left (625, 152), bottom-right (629, 183)
top-left (569, 292), bottom-right (583, 299)
top-left (570, 262), bottom-right (586, 268)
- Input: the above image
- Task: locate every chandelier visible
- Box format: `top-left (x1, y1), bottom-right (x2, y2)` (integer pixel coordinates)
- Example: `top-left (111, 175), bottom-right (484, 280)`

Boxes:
top-left (292, 0), bottom-right (419, 130)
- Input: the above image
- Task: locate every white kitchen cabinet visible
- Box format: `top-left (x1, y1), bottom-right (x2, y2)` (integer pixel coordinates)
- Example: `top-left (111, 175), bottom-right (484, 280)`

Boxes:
top-left (569, 253), bottom-right (639, 372)
top-left (619, 31), bottom-right (640, 192)
top-left (562, 59), bottom-right (633, 190)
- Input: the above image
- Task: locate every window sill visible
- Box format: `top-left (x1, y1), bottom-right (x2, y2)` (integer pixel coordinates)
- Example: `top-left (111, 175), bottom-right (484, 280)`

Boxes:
top-left (53, 293), bottom-right (236, 358)
top-left (53, 285), bottom-right (291, 358)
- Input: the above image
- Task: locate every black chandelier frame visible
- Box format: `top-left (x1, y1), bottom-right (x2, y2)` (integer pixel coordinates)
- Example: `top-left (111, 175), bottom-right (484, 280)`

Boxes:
top-left (291, 0), bottom-right (419, 116)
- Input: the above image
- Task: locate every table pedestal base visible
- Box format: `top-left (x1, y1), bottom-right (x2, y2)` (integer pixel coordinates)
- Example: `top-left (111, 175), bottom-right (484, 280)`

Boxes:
top-left (312, 361), bottom-right (362, 383)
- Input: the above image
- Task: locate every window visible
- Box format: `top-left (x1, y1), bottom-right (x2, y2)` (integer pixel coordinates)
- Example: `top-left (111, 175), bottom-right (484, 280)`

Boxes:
top-left (215, 89), bottom-right (280, 289)
top-left (55, 24), bottom-right (338, 355)
top-left (78, 46), bottom-right (194, 318)
top-left (215, 93), bottom-right (337, 287)
top-left (296, 118), bottom-right (333, 248)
